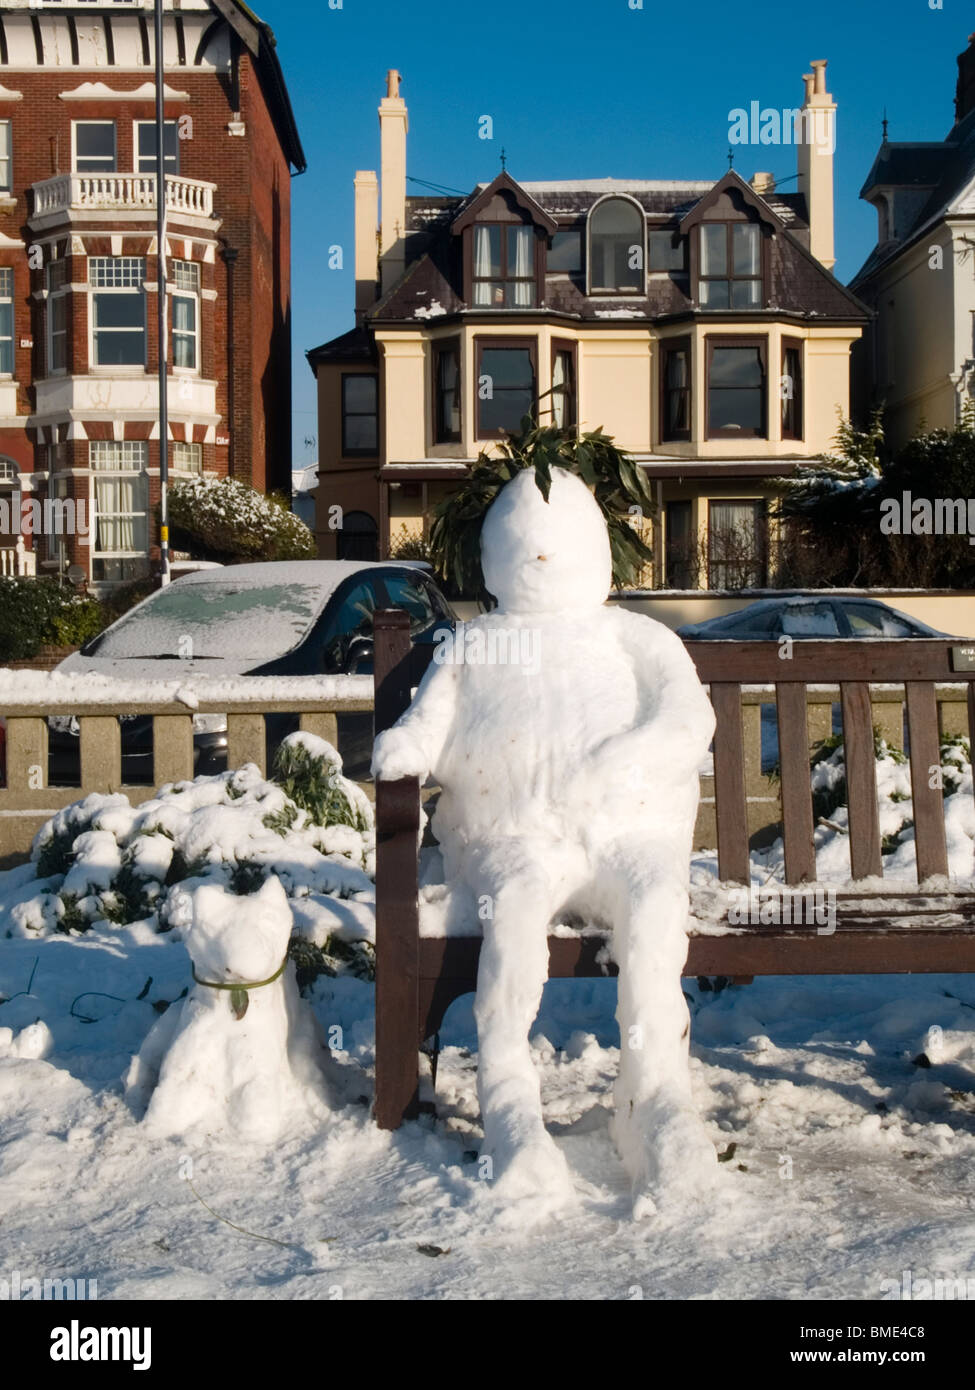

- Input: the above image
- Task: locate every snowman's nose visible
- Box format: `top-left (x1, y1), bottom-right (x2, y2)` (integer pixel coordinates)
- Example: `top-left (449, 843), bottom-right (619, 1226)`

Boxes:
top-left (536, 554), bottom-right (548, 561)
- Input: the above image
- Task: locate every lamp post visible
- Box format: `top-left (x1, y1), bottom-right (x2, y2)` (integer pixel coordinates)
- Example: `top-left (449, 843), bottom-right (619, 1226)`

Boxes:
top-left (155, 0), bottom-right (170, 586)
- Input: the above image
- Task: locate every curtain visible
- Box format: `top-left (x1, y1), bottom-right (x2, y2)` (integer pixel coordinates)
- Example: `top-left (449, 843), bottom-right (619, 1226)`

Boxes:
top-left (512, 227), bottom-right (533, 307)
top-left (552, 352), bottom-right (566, 428)
top-left (473, 226), bottom-right (493, 306)
top-left (95, 475), bottom-right (146, 553)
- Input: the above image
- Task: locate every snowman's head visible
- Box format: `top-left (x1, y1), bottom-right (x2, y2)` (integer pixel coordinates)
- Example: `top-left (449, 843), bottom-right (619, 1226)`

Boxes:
top-left (480, 466), bottom-right (612, 614)
top-left (186, 876), bottom-right (292, 986)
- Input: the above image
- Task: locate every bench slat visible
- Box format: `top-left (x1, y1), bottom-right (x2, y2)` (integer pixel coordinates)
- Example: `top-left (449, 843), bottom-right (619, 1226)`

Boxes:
top-left (840, 682), bottom-right (883, 879)
top-left (906, 682), bottom-right (949, 882)
top-left (775, 682), bottom-right (816, 885)
top-left (710, 682), bottom-right (750, 883)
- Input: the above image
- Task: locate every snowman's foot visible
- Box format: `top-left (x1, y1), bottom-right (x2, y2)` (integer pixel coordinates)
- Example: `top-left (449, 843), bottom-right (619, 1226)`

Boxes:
top-left (478, 1111), bottom-right (576, 1222)
top-left (611, 1092), bottom-right (720, 1218)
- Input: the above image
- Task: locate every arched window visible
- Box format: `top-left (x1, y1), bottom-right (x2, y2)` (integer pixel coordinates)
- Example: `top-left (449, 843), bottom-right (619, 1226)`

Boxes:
top-left (588, 197), bottom-right (645, 293)
top-left (0, 457), bottom-right (17, 484)
top-left (337, 510), bottom-right (379, 563)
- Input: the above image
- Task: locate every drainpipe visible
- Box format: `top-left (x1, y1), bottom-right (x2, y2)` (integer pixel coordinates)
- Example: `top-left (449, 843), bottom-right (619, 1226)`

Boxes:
top-left (222, 245), bottom-right (238, 478)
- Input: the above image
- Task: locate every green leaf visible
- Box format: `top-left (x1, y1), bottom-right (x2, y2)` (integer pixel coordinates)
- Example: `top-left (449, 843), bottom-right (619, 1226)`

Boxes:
top-left (230, 988), bottom-right (249, 1021)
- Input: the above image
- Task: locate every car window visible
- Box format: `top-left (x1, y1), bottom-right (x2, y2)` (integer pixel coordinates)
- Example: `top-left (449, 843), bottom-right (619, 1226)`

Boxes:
top-left (779, 602), bottom-right (842, 637)
top-left (320, 580), bottom-right (382, 668)
top-left (720, 607), bottom-right (782, 637)
top-left (93, 581), bottom-right (331, 660)
top-left (383, 573), bottom-right (438, 633)
top-left (843, 602), bottom-right (916, 638)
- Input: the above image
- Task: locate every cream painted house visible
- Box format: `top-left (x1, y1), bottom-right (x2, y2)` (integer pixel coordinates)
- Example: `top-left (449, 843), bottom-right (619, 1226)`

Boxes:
top-left (308, 65), bottom-right (868, 591)
top-left (850, 34), bottom-right (975, 450)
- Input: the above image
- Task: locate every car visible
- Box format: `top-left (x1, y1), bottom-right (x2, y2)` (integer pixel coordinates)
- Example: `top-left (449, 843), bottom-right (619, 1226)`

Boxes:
top-left (677, 595), bottom-right (951, 642)
top-left (50, 560), bottom-right (455, 784)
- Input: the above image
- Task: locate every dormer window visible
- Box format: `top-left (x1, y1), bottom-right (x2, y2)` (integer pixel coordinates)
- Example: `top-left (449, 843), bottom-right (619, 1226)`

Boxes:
top-left (588, 197), bottom-right (645, 293)
top-left (472, 224), bottom-right (536, 307)
top-left (699, 223), bottom-right (762, 309)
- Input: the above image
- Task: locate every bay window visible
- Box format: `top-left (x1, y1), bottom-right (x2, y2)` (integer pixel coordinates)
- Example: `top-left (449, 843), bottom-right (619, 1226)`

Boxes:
top-left (707, 500), bottom-right (768, 590)
top-left (472, 223), bottom-right (536, 307)
top-left (89, 257), bottom-right (146, 368)
top-left (90, 440), bottom-right (149, 583)
top-left (699, 222), bottom-right (762, 309)
top-left (707, 338), bottom-right (767, 439)
top-left (434, 340), bottom-right (461, 443)
top-left (551, 340), bottom-right (576, 431)
top-left (0, 268), bottom-right (13, 376)
top-left (781, 337), bottom-right (803, 441)
top-left (475, 338), bottom-right (536, 438)
top-left (173, 441), bottom-right (202, 474)
top-left (171, 260), bottom-right (200, 371)
top-left (661, 337), bottom-right (691, 441)
top-left (47, 260), bottom-right (68, 374)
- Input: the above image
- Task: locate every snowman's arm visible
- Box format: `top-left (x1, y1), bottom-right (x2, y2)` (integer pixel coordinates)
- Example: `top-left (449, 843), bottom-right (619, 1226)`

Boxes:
top-left (596, 616), bottom-right (715, 773)
top-left (371, 658), bottom-right (460, 782)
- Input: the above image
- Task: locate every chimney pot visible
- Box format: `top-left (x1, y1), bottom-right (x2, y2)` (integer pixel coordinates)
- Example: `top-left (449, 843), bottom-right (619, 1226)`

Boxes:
top-left (751, 171), bottom-right (776, 195)
top-left (811, 59), bottom-right (828, 95)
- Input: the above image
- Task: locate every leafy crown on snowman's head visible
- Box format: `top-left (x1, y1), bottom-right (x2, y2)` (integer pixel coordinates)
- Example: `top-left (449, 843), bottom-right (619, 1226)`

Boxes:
top-left (429, 419), bottom-right (656, 603)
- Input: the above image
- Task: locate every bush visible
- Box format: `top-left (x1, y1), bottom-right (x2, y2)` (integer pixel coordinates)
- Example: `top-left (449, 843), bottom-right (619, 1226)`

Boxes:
top-left (0, 577), bottom-right (106, 660)
top-left (167, 475), bottom-right (316, 564)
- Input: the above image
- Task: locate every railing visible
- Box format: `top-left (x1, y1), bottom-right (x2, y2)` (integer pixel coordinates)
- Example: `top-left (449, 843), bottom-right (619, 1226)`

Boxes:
top-left (0, 539), bottom-right (36, 577)
top-left (0, 674), bottom-right (374, 862)
top-left (32, 173), bottom-right (217, 220)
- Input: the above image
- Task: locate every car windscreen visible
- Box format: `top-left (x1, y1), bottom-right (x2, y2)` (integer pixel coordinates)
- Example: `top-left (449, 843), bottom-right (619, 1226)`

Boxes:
top-left (92, 581), bottom-right (332, 660)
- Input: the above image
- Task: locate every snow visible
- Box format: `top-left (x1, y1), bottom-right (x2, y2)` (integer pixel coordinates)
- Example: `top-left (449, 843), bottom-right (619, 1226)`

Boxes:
top-left (0, 669), bottom-right (372, 707)
top-left (373, 468), bottom-right (718, 1213)
top-left (414, 299), bottom-right (447, 319)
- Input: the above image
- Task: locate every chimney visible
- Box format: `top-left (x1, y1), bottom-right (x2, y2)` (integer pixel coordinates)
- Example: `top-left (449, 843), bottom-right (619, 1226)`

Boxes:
top-left (796, 59), bottom-right (836, 272)
top-left (956, 33), bottom-right (975, 126)
top-left (354, 170), bottom-right (379, 323)
top-left (378, 69), bottom-right (408, 293)
top-left (750, 171), bottom-right (776, 196)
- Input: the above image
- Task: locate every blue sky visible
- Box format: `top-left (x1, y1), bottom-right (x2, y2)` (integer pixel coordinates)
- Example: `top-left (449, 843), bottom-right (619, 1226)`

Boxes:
top-left (257, 0), bottom-right (970, 469)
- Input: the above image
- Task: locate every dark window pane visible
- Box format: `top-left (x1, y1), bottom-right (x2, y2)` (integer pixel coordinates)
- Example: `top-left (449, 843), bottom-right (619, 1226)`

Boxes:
top-left (731, 279), bottom-right (762, 309)
top-left (549, 230), bottom-right (583, 272)
top-left (343, 375), bottom-right (377, 413)
top-left (649, 229), bottom-right (685, 271)
top-left (710, 389), bottom-right (763, 432)
top-left (76, 123), bottom-right (115, 171)
top-left (590, 198), bottom-right (644, 290)
top-left (700, 279), bottom-right (730, 309)
top-left (384, 574), bottom-right (436, 630)
top-left (94, 293), bottom-right (144, 329)
top-left (344, 416), bottom-right (377, 452)
top-left (711, 347), bottom-right (763, 387)
top-left (480, 389), bottom-right (533, 434)
top-left (480, 348), bottom-right (532, 390)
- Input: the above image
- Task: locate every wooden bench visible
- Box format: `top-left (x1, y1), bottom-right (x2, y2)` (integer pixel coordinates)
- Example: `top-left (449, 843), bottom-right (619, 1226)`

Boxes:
top-left (372, 609), bottom-right (975, 1129)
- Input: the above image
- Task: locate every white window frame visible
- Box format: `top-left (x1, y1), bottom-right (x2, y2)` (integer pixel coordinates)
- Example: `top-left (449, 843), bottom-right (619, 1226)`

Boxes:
top-left (72, 120), bottom-right (116, 175)
top-left (133, 119), bottom-right (180, 177)
top-left (47, 260), bottom-right (69, 376)
top-left (170, 260), bottom-right (200, 374)
top-left (0, 121), bottom-right (12, 194)
top-left (89, 440), bottom-right (149, 576)
top-left (88, 257), bottom-right (146, 371)
top-left (0, 268), bottom-right (14, 377)
top-left (172, 441), bottom-right (202, 474)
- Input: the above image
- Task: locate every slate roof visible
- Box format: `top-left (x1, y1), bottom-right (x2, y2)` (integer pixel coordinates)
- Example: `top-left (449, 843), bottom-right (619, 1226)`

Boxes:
top-left (365, 173), bottom-right (865, 326)
top-left (851, 107), bottom-right (975, 289)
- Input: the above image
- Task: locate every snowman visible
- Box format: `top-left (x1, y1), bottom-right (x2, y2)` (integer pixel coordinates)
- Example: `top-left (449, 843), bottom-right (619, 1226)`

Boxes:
top-left (126, 875), bottom-right (330, 1141)
top-left (373, 466), bottom-right (718, 1214)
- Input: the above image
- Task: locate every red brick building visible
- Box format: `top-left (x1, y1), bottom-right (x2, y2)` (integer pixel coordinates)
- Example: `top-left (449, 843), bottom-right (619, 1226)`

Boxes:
top-left (0, 0), bottom-right (304, 586)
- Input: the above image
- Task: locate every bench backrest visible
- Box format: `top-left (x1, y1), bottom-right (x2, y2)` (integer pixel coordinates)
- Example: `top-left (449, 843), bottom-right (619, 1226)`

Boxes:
top-left (373, 609), bottom-right (975, 886)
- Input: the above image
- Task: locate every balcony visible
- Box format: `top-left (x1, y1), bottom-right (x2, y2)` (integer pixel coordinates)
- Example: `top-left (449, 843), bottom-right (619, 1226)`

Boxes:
top-left (30, 173), bottom-right (217, 225)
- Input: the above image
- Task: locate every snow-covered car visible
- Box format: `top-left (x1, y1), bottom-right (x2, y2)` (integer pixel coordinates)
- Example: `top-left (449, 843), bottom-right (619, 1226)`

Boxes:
top-left (50, 561), bottom-right (454, 783)
top-left (677, 596), bottom-right (951, 642)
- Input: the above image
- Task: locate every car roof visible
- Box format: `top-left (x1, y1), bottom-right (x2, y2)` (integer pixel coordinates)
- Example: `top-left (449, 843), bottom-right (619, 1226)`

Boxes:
top-left (172, 560), bottom-right (429, 597)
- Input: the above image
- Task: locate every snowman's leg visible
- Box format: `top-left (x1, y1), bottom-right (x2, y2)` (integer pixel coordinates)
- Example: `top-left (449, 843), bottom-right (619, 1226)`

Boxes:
top-left (467, 840), bottom-right (574, 1200)
top-left (597, 837), bottom-right (717, 1211)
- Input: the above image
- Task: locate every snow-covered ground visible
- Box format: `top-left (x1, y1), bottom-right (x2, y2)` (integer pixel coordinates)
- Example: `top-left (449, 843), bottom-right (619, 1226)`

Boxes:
top-left (2, 923), bottom-right (974, 1300)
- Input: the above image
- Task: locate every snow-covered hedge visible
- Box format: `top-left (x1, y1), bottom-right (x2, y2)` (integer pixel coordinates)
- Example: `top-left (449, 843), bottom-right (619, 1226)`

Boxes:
top-left (168, 475), bottom-right (316, 564)
top-left (0, 733), bottom-right (375, 979)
